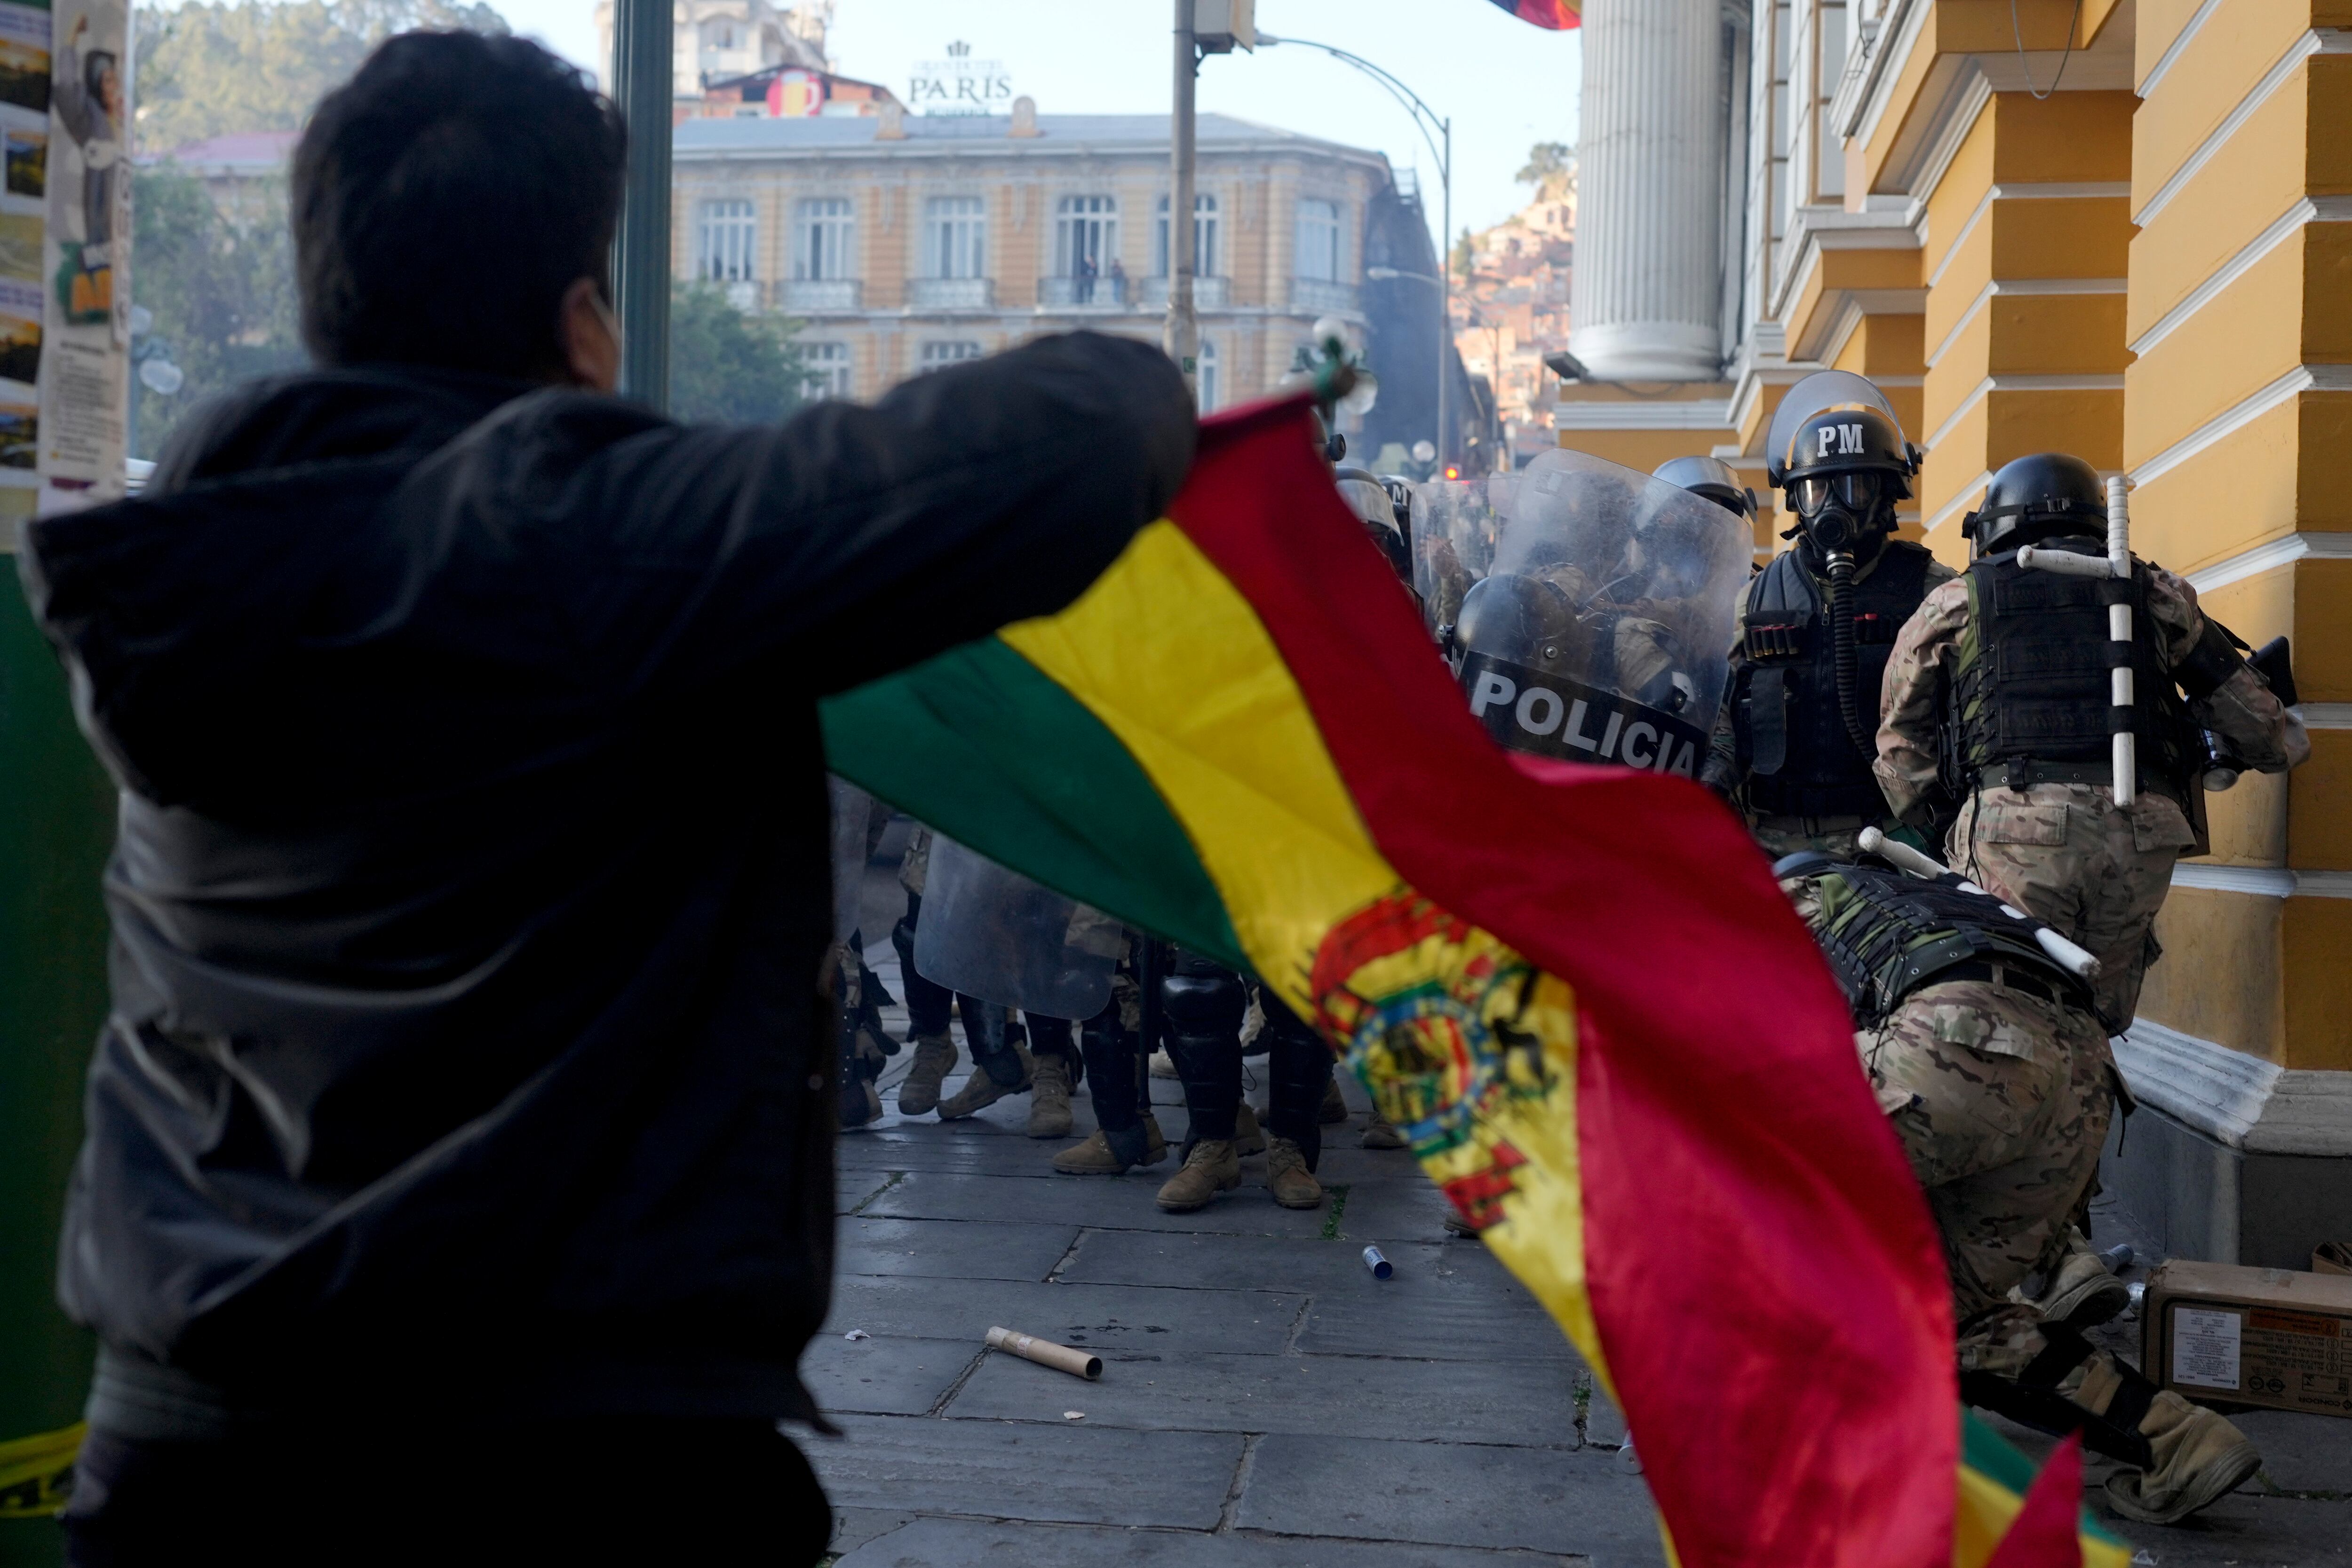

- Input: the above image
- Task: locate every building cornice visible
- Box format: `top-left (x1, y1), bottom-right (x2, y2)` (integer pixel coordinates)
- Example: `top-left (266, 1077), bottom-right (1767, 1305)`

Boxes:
top-left (2133, 30), bottom-right (2352, 230)
top-left (2114, 1018), bottom-right (2352, 1156)
top-left (1919, 372), bottom-right (2125, 456)
top-left (2130, 196), bottom-right (2352, 359)
top-left (2171, 863), bottom-right (2352, 900)
top-left (2185, 529), bottom-right (2352, 594)
top-left (1926, 277), bottom-right (2126, 370)
top-left (2130, 364), bottom-right (2352, 489)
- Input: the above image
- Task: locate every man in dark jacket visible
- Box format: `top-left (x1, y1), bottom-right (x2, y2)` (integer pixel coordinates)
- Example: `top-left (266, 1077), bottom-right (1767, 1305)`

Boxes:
top-left (18, 32), bottom-right (1194, 1567)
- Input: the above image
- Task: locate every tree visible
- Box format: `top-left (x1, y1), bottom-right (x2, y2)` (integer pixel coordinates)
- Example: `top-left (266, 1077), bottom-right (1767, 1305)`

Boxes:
top-left (129, 164), bottom-right (304, 459)
top-left (667, 283), bottom-right (811, 425)
top-left (1516, 140), bottom-right (1576, 202)
top-left (134, 0), bottom-right (509, 154)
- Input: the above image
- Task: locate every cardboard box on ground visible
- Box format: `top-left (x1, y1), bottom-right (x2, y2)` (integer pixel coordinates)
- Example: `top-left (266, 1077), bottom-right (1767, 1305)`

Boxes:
top-left (2146, 1260), bottom-right (2352, 1419)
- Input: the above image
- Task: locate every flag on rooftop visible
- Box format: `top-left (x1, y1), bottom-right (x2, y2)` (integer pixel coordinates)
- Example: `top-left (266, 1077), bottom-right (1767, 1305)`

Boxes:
top-left (823, 396), bottom-right (2119, 1563)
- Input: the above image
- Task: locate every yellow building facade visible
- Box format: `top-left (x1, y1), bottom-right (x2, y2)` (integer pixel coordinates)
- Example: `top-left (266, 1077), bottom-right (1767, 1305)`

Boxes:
top-left (669, 107), bottom-right (1391, 409)
top-left (1564, 0), bottom-right (2350, 1265)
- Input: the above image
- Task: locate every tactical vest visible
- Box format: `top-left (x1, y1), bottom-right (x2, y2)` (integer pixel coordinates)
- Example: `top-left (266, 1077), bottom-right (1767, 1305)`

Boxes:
top-left (1732, 541), bottom-right (1935, 818)
top-left (1806, 862), bottom-right (2090, 1027)
top-left (1952, 546), bottom-right (2199, 806)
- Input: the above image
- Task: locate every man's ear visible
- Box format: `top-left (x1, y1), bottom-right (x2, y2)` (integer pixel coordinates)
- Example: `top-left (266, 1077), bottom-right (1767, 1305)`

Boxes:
top-left (556, 277), bottom-right (622, 392)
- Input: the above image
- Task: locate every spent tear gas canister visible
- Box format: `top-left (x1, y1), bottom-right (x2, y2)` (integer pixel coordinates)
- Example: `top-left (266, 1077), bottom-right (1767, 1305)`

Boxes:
top-left (911, 834), bottom-right (1118, 1021)
top-left (1362, 1246), bottom-right (1393, 1280)
top-left (1443, 450), bottom-right (1750, 777)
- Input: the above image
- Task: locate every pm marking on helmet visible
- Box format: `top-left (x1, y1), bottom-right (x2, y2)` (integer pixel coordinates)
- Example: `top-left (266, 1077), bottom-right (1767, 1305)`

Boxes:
top-left (1820, 423), bottom-right (1866, 459)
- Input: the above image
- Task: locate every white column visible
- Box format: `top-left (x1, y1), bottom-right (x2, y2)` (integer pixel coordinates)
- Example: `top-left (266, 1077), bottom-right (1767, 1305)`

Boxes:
top-left (1569, 0), bottom-right (1727, 382)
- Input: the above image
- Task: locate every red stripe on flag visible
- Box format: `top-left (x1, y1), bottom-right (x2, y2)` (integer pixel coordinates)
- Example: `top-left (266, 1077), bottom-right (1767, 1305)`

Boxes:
top-left (1489, 0), bottom-right (1582, 28)
top-left (1169, 398), bottom-right (1954, 1568)
top-left (1986, 1435), bottom-right (2088, 1568)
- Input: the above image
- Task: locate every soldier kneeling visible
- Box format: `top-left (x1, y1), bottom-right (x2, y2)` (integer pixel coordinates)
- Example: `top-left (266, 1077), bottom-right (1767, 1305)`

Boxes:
top-left (1777, 852), bottom-right (2263, 1525)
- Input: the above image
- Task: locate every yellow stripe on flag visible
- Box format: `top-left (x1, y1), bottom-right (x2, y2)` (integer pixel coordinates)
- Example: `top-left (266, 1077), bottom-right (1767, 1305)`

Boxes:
top-left (1001, 519), bottom-right (1397, 1013)
top-left (1002, 518), bottom-right (1613, 1403)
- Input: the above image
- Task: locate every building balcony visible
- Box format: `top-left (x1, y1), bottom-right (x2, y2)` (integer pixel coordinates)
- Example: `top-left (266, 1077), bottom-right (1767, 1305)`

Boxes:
top-left (1037, 275), bottom-right (1129, 308)
top-left (906, 277), bottom-right (995, 310)
top-left (1289, 277), bottom-right (1360, 315)
top-left (783, 279), bottom-right (862, 313)
top-left (722, 280), bottom-right (758, 312)
top-left (1137, 275), bottom-right (1231, 308)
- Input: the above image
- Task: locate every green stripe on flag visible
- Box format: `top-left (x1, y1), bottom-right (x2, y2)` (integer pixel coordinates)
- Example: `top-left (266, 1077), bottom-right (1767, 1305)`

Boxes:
top-left (821, 636), bottom-right (1248, 972)
top-left (1961, 1408), bottom-right (2126, 1548)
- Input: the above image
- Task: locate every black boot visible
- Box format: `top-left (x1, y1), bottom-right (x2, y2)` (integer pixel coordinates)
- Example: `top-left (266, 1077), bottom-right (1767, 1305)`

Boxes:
top-left (1259, 989), bottom-right (1334, 1172)
top-left (1162, 952), bottom-right (1246, 1158)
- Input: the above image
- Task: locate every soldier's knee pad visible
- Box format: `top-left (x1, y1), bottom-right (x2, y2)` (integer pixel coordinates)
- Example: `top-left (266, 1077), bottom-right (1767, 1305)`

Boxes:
top-left (1162, 969), bottom-right (1246, 1040)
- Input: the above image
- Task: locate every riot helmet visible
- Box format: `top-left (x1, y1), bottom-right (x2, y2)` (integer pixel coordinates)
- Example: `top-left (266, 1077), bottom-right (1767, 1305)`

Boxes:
top-left (1335, 466), bottom-right (1413, 585)
top-left (1454, 571), bottom-right (1579, 674)
top-left (1963, 452), bottom-right (2106, 558)
top-left (1765, 371), bottom-right (1920, 562)
top-left (1652, 455), bottom-right (1758, 521)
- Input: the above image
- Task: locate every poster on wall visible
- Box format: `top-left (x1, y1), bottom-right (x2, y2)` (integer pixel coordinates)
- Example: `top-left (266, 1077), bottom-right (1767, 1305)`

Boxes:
top-left (0, 0), bottom-right (50, 523)
top-left (33, 0), bottom-right (129, 516)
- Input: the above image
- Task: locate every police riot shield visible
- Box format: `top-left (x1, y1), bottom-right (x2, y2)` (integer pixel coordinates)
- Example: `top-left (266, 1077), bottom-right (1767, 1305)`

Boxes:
top-left (1764, 370), bottom-right (1907, 485)
top-left (1449, 449), bottom-right (1748, 777)
top-left (911, 834), bottom-right (1117, 1020)
top-left (828, 775), bottom-right (875, 944)
top-left (1409, 473), bottom-right (1517, 635)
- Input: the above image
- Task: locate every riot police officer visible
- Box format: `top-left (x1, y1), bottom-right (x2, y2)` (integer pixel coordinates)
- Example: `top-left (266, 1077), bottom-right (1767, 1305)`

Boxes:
top-left (1652, 454), bottom-right (1759, 528)
top-left (1777, 849), bottom-right (2264, 1525)
top-left (1153, 954), bottom-right (1334, 1212)
top-left (1876, 452), bottom-right (2308, 1029)
top-left (1701, 372), bottom-right (1954, 857)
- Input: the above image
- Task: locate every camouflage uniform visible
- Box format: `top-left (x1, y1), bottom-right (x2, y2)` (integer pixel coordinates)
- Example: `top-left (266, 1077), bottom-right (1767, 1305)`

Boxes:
top-left (1707, 546), bottom-right (1959, 859)
top-left (1877, 563), bottom-right (2306, 1028)
top-left (1858, 979), bottom-right (2114, 1317)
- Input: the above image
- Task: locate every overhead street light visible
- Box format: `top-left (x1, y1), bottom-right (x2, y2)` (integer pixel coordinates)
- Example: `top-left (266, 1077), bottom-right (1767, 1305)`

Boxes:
top-left (1259, 33), bottom-right (1453, 470)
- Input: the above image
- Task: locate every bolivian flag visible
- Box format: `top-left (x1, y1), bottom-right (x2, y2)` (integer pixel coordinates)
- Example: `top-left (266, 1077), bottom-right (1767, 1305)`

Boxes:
top-left (1489, 0), bottom-right (1582, 27)
top-left (821, 400), bottom-right (2126, 1566)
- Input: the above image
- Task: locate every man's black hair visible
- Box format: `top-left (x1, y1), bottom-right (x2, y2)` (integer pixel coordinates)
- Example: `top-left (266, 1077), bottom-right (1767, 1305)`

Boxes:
top-left (293, 31), bottom-right (628, 379)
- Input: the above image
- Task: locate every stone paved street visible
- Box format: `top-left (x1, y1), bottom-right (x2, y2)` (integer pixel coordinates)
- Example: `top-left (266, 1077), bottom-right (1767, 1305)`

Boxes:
top-left (807, 837), bottom-right (2352, 1567)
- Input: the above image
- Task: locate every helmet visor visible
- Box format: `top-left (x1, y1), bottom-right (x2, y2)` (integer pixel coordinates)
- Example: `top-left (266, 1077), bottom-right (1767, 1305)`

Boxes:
top-left (1792, 471), bottom-right (1884, 518)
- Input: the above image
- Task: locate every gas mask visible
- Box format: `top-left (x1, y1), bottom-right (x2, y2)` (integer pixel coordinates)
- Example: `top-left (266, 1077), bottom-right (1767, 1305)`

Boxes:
top-left (1788, 469), bottom-right (1888, 562)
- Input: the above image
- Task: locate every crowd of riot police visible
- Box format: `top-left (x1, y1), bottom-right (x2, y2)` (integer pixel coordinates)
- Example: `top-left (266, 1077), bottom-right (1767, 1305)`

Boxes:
top-left (830, 370), bottom-right (2309, 1529)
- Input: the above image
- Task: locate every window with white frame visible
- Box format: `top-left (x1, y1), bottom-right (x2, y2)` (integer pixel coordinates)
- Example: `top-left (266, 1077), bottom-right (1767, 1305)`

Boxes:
top-left (696, 198), bottom-right (756, 283)
top-left (1154, 193), bottom-right (1219, 277)
top-left (920, 341), bottom-right (984, 372)
top-left (804, 341), bottom-right (852, 399)
top-left (1196, 337), bottom-right (1221, 413)
top-left (924, 196), bottom-right (987, 280)
top-left (794, 197), bottom-right (856, 281)
top-left (1054, 195), bottom-right (1118, 278)
top-left (1295, 198), bottom-right (1343, 282)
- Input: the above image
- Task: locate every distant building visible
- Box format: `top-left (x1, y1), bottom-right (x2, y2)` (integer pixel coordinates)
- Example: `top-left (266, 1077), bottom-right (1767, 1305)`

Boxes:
top-left (671, 105), bottom-right (1419, 421)
top-left (696, 62), bottom-right (897, 121)
top-left (1453, 189), bottom-right (1574, 469)
top-left (135, 130), bottom-right (298, 225)
top-left (592, 0), bottom-right (835, 113)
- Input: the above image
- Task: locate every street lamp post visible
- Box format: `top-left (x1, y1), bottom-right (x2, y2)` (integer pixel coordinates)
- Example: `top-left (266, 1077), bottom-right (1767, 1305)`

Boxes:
top-left (612, 0), bottom-right (674, 411)
top-left (1168, 0), bottom-right (1200, 397)
top-left (1259, 34), bottom-right (1450, 468)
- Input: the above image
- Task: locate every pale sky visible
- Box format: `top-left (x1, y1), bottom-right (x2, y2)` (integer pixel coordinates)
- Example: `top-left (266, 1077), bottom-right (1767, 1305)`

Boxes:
top-left (491, 0), bottom-right (1582, 239)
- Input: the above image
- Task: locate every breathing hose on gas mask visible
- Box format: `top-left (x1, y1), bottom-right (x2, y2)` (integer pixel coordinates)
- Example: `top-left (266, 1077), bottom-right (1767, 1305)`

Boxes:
top-left (1808, 505), bottom-right (1879, 759)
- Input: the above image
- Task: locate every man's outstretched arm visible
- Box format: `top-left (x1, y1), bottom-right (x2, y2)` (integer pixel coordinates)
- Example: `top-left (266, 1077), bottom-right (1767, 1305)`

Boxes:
top-left (553, 331), bottom-right (1197, 699)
